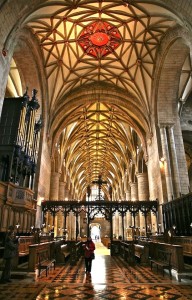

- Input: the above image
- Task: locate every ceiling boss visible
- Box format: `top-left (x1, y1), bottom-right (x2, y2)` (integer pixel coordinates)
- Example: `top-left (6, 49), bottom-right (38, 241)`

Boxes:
top-left (78, 21), bottom-right (122, 58)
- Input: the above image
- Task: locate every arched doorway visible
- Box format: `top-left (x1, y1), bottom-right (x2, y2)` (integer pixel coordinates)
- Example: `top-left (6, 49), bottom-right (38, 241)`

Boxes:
top-left (90, 223), bottom-right (101, 241)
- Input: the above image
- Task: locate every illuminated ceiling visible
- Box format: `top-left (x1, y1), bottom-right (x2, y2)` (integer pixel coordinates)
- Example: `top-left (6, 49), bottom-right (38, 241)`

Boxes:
top-left (58, 101), bottom-right (139, 197)
top-left (9, 0), bottom-right (187, 198)
top-left (25, 0), bottom-right (177, 111)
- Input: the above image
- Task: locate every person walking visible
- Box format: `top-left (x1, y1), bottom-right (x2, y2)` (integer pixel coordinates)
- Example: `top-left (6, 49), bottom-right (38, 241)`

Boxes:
top-left (83, 237), bottom-right (95, 274)
top-left (0, 228), bottom-right (18, 283)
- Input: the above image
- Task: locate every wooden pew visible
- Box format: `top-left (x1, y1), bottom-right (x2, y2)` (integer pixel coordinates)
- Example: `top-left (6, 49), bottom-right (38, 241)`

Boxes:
top-left (172, 237), bottom-right (192, 259)
top-left (150, 249), bottom-right (172, 277)
top-left (150, 235), bottom-right (192, 260)
top-left (69, 241), bottom-right (82, 265)
top-left (134, 244), bottom-right (149, 265)
top-left (149, 241), bottom-right (185, 279)
top-left (121, 241), bottom-right (135, 265)
top-left (28, 241), bottom-right (55, 272)
top-left (37, 248), bottom-right (56, 277)
top-left (111, 240), bottom-right (120, 256)
top-left (18, 236), bottom-right (34, 256)
top-left (54, 240), bottom-right (70, 264)
top-left (12, 236), bottom-right (34, 269)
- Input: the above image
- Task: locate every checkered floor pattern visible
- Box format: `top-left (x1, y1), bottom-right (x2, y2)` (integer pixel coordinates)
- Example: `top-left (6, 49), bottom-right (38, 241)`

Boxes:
top-left (0, 243), bottom-right (191, 299)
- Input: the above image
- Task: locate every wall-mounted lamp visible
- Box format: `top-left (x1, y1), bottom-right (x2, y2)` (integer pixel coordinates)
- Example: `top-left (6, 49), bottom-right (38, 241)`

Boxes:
top-left (15, 223), bottom-right (20, 234)
top-left (158, 223), bottom-right (161, 234)
top-left (15, 223), bottom-right (20, 229)
top-left (160, 157), bottom-right (166, 162)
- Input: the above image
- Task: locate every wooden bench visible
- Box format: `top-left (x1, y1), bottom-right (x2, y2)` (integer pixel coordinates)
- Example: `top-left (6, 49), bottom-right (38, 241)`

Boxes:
top-left (37, 249), bottom-right (56, 277)
top-left (177, 270), bottom-right (192, 282)
top-left (134, 244), bottom-right (149, 265)
top-left (69, 241), bottom-right (82, 265)
top-left (18, 236), bottom-right (34, 255)
top-left (123, 242), bottom-right (135, 265)
top-left (150, 249), bottom-right (172, 278)
top-left (28, 241), bottom-right (55, 273)
top-left (55, 243), bottom-right (70, 264)
top-left (171, 237), bottom-right (192, 258)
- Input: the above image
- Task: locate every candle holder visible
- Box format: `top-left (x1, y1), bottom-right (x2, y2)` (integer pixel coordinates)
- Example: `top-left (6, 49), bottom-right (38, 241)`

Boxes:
top-left (158, 223), bottom-right (161, 234)
top-left (15, 223), bottom-right (20, 234)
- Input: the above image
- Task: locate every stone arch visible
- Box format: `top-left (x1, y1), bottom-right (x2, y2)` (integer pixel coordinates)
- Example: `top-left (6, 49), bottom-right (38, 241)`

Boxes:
top-left (157, 38), bottom-right (189, 125)
top-left (153, 26), bottom-right (192, 124)
top-left (1, 26), bottom-right (52, 200)
top-left (49, 83), bottom-right (152, 159)
top-left (11, 28), bottom-right (48, 121)
top-left (152, 26), bottom-right (192, 197)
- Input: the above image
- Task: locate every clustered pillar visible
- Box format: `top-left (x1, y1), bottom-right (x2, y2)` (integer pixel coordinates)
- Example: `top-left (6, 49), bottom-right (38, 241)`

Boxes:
top-left (160, 126), bottom-right (174, 201)
top-left (137, 173), bottom-right (149, 234)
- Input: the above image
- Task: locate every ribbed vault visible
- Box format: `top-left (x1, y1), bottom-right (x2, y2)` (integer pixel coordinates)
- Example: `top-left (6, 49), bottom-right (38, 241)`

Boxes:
top-left (5, 0), bottom-right (188, 199)
top-left (56, 100), bottom-right (144, 198)
top-left (24, 0), bottom-right (177, 111)
top-left (48, 82), bottom-right (152, 198)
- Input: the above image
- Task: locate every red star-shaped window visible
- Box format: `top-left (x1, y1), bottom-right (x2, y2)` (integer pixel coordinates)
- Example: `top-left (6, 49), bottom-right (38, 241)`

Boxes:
top-left (78, 21), bottom-right (121, 58)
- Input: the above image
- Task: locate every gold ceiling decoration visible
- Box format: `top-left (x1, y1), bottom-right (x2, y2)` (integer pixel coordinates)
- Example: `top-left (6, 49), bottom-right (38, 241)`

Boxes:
top-left (58, 102), bottom-right (143, 195)
top-left (25, 1), bottom-right (176, 111)
top-left (21, 0), bottom-right (179, 197)
top-left (77, 21), bottom-right (122, 58)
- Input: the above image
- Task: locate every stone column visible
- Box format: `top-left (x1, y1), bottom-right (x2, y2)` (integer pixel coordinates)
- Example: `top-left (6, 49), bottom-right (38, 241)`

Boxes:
top-left (35, 205), bottom-right (42, 229)
top-left (125, 185), bottom-right (132, 231)
top-left (57, 211), bottom-right (63, 236)
top-left (65, 187), bottom-right (69, 200)
top-left (67, 212), bottom-right (75, 240)
top-left (137, 173), bottom-right (149, 200)
top-left (49, 172), bottom-right (60, 236)
top-left (130, 182), bottom-right (139, 227)
top-left (67, 213), bottom-right (71, 240)
top-left (160, 126), bottom-right (173, 201)
top-left (59, 181), bottom-right (65, 200)
top-left (126, 212), bottom-right (132, 228)
top-left (167, 125), bottom-right (181, 197)
top-left (137, 173), bottom-right (149, 233)
top-left (115, 212), bottom-right (119, 238)
top-left (68, 183), bottom-right (72, 200)
top-left (49, 172), bottom-right (60, 200)
top-left (112, 215), bottom-right (116, 238)
top-left (125, 186), bottom-right (131, 200)
top-left (119, 214), bottom-right (122, 238)
top-left (130, 182), bottom-right (138, 200)
top-left (71, 213), bottom-right (76, 239)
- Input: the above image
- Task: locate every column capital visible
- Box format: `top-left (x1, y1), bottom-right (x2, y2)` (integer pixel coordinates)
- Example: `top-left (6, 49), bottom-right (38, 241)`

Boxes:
top-left (59, 180), bottom-right (67, 186)
top-left (158, 122), bottom-right (175, 129)
top-left (51, 171), bottom-right (61, 178)
top-left (136, 172), bottom-right (148, 179)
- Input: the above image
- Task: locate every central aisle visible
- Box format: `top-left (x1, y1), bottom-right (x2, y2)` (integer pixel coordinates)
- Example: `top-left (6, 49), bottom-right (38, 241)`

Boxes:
top-left (94, 240), bottom-right (110, 256)
top-left (0, 242), bottom-right (191, 299)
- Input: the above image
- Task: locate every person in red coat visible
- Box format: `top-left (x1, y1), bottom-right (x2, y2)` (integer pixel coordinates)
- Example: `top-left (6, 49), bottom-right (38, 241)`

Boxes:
top-left (83, 237), bottom-right (95, 274)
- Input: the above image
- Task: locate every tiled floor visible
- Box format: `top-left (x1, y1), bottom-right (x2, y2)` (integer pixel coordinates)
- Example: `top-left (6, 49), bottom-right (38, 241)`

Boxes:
top-left (0, 242), bottom-right (192, 299)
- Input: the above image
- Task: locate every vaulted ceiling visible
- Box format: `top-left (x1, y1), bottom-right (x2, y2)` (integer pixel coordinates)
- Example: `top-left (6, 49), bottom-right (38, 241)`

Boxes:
top-left (6, 1), bottom-right (190, 198)
top-left (24, 1), bottom-right (177, 111)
